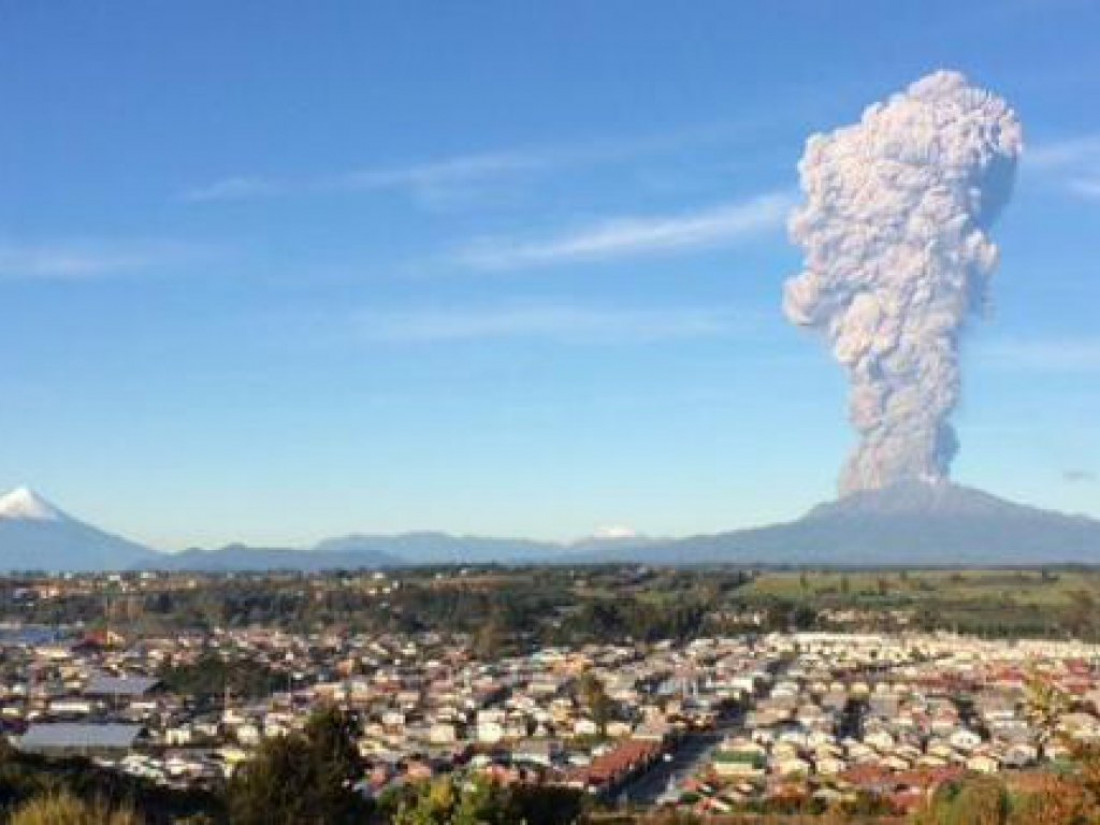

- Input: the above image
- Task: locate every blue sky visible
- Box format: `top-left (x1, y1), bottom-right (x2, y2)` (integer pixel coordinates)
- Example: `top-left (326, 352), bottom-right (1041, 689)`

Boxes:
top-left (3, 0), bottom-right (1100, 549)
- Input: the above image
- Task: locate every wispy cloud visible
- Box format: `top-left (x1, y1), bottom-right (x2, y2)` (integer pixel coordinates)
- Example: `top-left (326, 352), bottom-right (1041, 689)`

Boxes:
top-left (1069, 177), bottom-right (1100, 199)
top-left (1029, 135), bottom-right (1100, 169)
top-left (356, 303), bottom-right (751, 344)
top-left (1064, 469), bottom-right (1096, 484)
top-left (457, 192), bottom-right (792, 270)
top-left (181, 176), bottom-right (285, 203)
top-left (179, 120), bottom-right (785, 207)
top-left (0, 240), bottom-right (203, 280)
top-left (335, 152), bottom-right (546, 192)
top-left (335, 151), bottom-right (553, 210)
top-left (979, 337), bottom-right (1100, 372)
top-left (1028, 134), bottom-right (1100, 200)
top-left (180, 150), bottom-right (546, 207)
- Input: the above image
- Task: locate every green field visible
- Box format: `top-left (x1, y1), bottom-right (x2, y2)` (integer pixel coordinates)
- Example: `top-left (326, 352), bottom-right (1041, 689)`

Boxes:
top-left (745, 568), bottom-right (1097, 605)
top-left (740, 568), bottom-right (1100, 637)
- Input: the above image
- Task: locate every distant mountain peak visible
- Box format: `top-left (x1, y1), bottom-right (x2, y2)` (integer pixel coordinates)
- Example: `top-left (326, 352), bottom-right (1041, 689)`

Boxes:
top-left (0, 487), bottom-right (64, 522)
top-left (590, 525), bottom-right (640, 541)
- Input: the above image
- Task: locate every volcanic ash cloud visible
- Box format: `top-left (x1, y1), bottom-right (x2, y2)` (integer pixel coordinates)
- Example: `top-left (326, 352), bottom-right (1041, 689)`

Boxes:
top-left (784, 70), bottom-right (1022, 496)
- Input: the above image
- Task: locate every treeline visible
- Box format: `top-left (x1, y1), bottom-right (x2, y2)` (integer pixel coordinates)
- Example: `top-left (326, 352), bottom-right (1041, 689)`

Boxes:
top-left (0, 567), bottom-right (759, 649)
top-left (7, 565), bottom-right (1100, 649)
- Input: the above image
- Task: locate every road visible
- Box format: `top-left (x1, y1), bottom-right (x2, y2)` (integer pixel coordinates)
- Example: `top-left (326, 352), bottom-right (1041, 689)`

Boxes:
top-left (615, 710), bottom-right (743, 807)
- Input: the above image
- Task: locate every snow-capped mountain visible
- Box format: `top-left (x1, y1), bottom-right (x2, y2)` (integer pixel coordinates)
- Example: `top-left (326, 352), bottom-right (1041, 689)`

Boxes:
top-left (0, 486), bottom-right (63, 521)
top-left (0, 487), bottom-right (154, 572)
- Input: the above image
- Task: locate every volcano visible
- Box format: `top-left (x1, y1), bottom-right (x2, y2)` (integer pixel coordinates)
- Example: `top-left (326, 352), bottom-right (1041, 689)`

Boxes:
top-left (623, 481), bottom-right (1100, 566)
top-left (0, 487), bottom-right (154, 572)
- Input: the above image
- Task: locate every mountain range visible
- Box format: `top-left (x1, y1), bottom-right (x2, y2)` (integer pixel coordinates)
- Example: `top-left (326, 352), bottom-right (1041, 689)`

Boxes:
top-left (1, 482), bottom-right (1099, 572)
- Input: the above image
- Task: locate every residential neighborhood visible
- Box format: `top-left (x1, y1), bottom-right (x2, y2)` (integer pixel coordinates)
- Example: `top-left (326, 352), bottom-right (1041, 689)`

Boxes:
top-left (2, 571), bottom-right (1100, 819)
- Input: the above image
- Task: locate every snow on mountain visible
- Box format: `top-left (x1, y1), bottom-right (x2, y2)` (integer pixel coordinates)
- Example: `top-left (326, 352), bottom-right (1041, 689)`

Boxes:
top-left (590, 525), bottom-right (639, 540)
top-left (0, 487), bottom-right (154, 571)
top-left (0, 487), bottom-right (64, 522)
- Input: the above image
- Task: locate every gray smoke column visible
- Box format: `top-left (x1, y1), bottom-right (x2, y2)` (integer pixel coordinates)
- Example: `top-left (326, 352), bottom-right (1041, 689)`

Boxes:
top-left (784, 70), bottom-right (1022, 495)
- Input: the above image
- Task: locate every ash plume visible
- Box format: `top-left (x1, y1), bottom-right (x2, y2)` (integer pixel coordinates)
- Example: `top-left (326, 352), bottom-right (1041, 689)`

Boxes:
top-left (784, 71), bottom-right (1022, 495)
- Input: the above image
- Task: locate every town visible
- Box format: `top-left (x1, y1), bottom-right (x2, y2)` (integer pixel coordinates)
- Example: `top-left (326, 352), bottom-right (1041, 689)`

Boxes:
top-left (2, 568), bottom-right (1099, 822)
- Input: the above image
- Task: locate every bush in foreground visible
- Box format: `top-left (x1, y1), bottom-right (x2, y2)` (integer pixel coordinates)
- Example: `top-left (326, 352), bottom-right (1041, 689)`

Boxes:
top-left (10, 790), bottom-right (141, 825)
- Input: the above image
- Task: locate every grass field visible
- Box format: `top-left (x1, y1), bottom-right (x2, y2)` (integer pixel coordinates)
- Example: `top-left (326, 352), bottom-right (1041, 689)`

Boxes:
top-left (743, 568), bottom-right (1100, 607)
top-left (738, 568), bottom-right (1100, 638)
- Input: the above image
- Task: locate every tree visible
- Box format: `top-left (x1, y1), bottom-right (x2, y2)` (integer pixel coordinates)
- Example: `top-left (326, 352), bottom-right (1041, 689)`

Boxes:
top-left (577, 672), bottom-right (615, 735)
top-left (388, 777), bottom-right (584, 825)
top-left (473, 615), bottom-right (507, 660)
top-left (227, 706), bottom-right (368, 825)
top-left (792, 603), bottom-right (817, 630)
top-left (1006, 773), bottom-right (1095, 825)
top-left (912, 775), bottom-right (1009, 825)
top-left (506, 784), bottom-right (584, 825)
top-left (392, 778), bottom-right (459, 825)
top-left (1065, 590), bottom-right (1097, 638)
top-left (452, 777), bottom-right (511, 825)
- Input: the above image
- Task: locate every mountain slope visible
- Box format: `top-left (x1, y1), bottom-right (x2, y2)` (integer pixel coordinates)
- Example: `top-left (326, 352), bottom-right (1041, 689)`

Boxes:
top-left (630, 481), bottom-right (1100, 566)
top-left (0, 488), bottom-right (155, 572)
top-left (154, 542), bottom-right (404, 572)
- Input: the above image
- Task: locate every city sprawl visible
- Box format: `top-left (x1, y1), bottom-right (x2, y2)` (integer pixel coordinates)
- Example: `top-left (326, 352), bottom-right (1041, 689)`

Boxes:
top-left (2, 567), bottom-right (1100, 821)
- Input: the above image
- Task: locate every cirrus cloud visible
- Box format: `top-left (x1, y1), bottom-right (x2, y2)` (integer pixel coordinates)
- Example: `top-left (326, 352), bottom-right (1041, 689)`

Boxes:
top-left (1028, 133), bottom-right (1100, 201)
top-left (0, 240), bottom-right (207, 280)
top-left (456, 192), bottom-right (793, 270)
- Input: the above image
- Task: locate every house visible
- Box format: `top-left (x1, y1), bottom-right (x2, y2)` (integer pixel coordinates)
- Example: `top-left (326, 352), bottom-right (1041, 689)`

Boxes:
top-left (235, 723), bottom-right (261, 746)
top-left (864, 730), bottom-right (894, 751)
top-left (17, 722), bottom-right (144, 758)
top-left (514, 739), bottom-right (559, 767)
top-left (165, 725), bottom-right (193, 746)
top-left (573, 718), bottom-right (599, 738)
top-left (949, 728), bottom-right (983, 752)
top-left (967, 753), bottom-right (1000, 773)
top-left (49, 698), bottom-right (95, 716)
top-left (84, 675), bottom-right (163, 700)
top-left (773, 756), bottom-right (812, 777)
top-left (477, 720), bottom-right (505, 744)
top-left (1002, 743), bottom-right (1038, 768)
top-left (429, 722), bottom-right (459, 744)
top-left (815, 755), bottom-right (847, 776)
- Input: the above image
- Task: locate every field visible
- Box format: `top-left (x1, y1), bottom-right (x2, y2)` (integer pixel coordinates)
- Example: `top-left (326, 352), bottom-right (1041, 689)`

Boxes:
top-left (744, 568), bottom-right (1098, 605)
top-left (740, 568), bottom-right (1100, 637)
